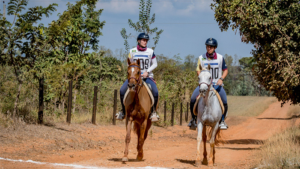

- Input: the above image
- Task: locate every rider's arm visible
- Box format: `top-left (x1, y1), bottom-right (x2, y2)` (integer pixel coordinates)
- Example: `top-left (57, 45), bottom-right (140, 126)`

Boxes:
top-left (221, 57), bottom-right (228, 80)
top-left (146, 53), bottom-right (157, 73)
top-left (196, 58), bottom-right (201, 76)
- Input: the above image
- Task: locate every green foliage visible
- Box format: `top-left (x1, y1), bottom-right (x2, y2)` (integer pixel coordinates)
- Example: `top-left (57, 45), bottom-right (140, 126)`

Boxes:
top-left (212, 0), bottom-right (300, 104)
top-left (120, 0), bottom-right (163, 51)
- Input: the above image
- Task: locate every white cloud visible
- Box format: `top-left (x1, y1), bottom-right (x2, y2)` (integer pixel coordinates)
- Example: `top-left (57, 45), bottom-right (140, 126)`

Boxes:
top-left (153, 0), bottom-right (213, 16)
top-left (95, 0), bottom-right (213, 16)
top-left (96, 0), bottom-right (139, 14)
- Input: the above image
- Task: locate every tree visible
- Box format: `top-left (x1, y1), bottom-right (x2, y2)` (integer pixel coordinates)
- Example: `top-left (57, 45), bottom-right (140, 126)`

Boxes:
top-left (43, 0), bottom-right (105, 118)
top-left (120, 0), bottom-right (163, 51)
top-left (212, 0), bottom-right (300, 104)
top-left (0, 0), bottom-right (58, 122)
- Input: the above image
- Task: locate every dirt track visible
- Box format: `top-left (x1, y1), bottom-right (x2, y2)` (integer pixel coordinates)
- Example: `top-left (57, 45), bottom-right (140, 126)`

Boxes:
top-left (1, 101), bottom-right (299, 169)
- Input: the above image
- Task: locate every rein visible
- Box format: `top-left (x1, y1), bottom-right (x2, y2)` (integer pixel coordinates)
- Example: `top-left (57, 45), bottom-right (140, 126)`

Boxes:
top-left (198, 70), bottom-right (213, 100)
top-left (128, 65), bottom-right (143, 94)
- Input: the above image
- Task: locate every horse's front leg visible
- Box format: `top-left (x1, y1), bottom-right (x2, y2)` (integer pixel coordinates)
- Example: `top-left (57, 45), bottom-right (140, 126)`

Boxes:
top-left (122, 117), bottom-right (132, 162)
top-left (208, 123), bottom-right (219, 166)
top-left (195, 119), bottom-right (204, 167)
top-left (136, 120), bottom-right (147, 161)
top-left (202, 125), bottom-right (208, 165)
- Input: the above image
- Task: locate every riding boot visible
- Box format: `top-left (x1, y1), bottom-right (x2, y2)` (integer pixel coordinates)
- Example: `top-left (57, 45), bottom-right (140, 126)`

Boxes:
top-left (150, 96), bottom-right (159, 122)
top-left (188, 101), bottom-right (197, 130)
top-left (116, 95), bottom-right (126, 120)
top-left (221, 103), bottom-right (228, 122)
top-left (190, 101), bottom-right (197, 120)
top-left (219, 103), bottom-right (228, 129)
top-left (121, 95), bottom-right (126, 115)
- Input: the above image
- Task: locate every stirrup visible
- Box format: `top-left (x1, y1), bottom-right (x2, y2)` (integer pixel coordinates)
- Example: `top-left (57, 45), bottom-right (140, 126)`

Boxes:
top-left (219, 121), bottom-right (228, 130)
top-left (115, 111), bottom-right (125, 121)
top-left (188, 119), bottom-right (197, 130)
top-left (150, 112), bottom-right (159, 122)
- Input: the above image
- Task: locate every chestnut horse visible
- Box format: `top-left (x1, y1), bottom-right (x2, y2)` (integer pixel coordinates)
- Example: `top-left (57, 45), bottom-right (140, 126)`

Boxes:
top-left (122, 58), bottom-right (153, 162)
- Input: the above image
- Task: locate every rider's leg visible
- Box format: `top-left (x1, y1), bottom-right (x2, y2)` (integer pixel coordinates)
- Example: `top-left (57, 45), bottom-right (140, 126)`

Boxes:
top-left (144, 78), bottom-right (159, 122)
top-left (213, 85), bottom-right (228, 129)
top-left (189, 86), bottom-right (200, 129)
top-left (190, 86), bottom-right (200, 120)
top-left (116, 80), bottom-right (128, 120)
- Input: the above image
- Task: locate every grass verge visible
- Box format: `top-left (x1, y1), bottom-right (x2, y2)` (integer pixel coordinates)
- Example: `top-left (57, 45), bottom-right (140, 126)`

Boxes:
top-left (256, 125), bottom-right (300, 169)
top-left (227, 96), bottom-right (277, 117)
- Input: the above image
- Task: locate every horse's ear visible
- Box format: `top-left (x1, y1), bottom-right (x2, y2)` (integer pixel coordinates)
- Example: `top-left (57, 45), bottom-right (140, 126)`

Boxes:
top-left (137, 58), bottom-right (141, 66)
top-left (199, 64), bottom-right (202, 71)
top-left (207, 64), bottom-right (211, 71)
top-left (127, 58), bottom-right (131, 65)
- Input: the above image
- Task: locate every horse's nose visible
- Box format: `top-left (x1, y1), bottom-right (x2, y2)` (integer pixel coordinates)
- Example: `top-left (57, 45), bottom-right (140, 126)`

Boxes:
top-left (128, 83), bottom-right (135, 88)
top-left (199, 89), bottom-right (205, 93)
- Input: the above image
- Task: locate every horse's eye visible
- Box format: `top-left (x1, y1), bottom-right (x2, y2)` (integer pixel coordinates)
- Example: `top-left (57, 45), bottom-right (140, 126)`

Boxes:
top-left (137, 71), bottom-right (140, 74)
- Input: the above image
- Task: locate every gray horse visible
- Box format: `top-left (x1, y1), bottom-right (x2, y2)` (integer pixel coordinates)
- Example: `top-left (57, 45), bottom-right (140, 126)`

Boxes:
top-left (195, 64), bottom-right (223, 167)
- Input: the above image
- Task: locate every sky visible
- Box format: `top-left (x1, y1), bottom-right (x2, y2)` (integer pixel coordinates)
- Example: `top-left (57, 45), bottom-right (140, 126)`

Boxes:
top-left (0, 0), bottom-right (255, 60)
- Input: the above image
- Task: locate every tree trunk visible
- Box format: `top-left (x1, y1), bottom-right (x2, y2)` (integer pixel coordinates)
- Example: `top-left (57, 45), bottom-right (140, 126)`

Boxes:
top-left (62, 98), bottom-right (65, 114)
top-left (38, 78), bottom-right (44, 124)
top-left (54, 97), bottom-right (57, 112)
top-left (72, 89), bottom-right (77, 114)
top-left (13, 83), bottom-right (22, 121)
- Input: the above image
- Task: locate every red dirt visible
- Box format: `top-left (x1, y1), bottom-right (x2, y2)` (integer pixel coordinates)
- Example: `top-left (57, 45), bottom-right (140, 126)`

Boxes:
top-left (0, 101), bottom-right (299, 169)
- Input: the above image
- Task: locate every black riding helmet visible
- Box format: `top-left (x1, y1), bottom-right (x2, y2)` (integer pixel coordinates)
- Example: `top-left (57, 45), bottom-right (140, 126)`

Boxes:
top-left (137, 33), bottom-right (150, 41)
top-left (205, 38), bottom-right (218, 47)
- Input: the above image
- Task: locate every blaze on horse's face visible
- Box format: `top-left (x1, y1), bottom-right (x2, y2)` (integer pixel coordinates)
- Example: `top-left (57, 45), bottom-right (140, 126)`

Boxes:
top-left (198, 64), bottom-right (212, 96)
top-left (127, 58), bottom-right (141, 91)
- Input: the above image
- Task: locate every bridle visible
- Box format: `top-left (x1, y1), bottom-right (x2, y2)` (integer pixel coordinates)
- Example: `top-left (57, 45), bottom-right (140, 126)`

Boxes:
top-left (128, 65), bottom-right (142, 93)
top-left (198, 70), bottom-right (213, 95)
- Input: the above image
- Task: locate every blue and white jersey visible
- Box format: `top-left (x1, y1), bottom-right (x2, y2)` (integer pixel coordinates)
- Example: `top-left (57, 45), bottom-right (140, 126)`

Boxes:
top-left (128, 47), bottom-right (156, 78)
top-left (196, 53), bottom-right (227, 85)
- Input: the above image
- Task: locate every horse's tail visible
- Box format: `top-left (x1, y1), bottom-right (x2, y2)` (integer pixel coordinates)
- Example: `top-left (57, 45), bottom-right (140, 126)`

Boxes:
top-left (207, 126), bottom-right (225, 146)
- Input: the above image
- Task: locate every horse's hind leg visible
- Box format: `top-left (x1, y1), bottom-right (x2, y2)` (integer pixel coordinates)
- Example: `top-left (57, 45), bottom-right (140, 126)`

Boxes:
top-left (208, 123), bottom-right (219, 166)
top-left (136, 120), bottom-right (147, 161)
top-left (195, 121), bottom-right (204, 167)
top-left (122, 118), bottom-right (132, 162)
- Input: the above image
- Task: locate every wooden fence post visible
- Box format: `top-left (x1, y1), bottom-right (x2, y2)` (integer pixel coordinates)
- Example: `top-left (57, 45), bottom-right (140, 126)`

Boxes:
top-left (180, 102), bottom-right (183, 126)
top-left (38, 78), bottom-right (44, 124)
top-left (171, 103), bottom-right (174, 126)
top-left (66, 80), bottom-right (72, 124)
top-left (113, 89), bottom-right (117, 125)
top-left (164, 101), bottom-right (166, 122)
top-left (186, 102), bottom-right (189, 122)
top-left (92, 86), bottom-right (98, 125)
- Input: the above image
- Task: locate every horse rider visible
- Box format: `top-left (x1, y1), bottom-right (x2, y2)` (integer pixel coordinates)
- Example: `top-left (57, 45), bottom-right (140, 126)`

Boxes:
top-left (115, 33), bottom-right (160, 122)
top-left (188, 38), bottom-right (229, 130)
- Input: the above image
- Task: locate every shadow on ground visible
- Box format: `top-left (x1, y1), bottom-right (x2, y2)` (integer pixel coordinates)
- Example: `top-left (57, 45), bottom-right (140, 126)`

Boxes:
top-left (216, 147), bottom-right (260, 150)
top-left (43, 123), bottom-right (71, 132)
top-left (224, 139), bottom-right (264, 145)
top-left (108, 158), bottom-right (145, 162)
top-left (176, 159), bottom-right (195, 165)
top-left (257, 115), bottom-right (300, 120)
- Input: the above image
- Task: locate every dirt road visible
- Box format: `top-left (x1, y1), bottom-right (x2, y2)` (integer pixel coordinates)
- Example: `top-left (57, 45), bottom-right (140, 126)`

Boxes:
top-left (0, 101), bottom-right (299, 169)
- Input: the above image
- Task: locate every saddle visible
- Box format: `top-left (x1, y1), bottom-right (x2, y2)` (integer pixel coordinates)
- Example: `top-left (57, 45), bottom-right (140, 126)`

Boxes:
top-left (123, 81), bottom-right (154, 107)
top-left (193, 88), bottom-right (224, 116)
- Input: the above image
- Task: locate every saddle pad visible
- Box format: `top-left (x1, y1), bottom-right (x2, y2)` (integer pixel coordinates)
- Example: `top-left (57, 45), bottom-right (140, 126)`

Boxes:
top-left (193, 89), bottom-right (224, 116)
top-left (123, 81), bottom-right (154, 107)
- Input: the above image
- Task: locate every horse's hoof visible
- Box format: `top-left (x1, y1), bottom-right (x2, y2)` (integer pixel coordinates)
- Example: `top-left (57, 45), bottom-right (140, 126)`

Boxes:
top-left (122, 157), bottom-right (128, 162)
top-left (136, 155), bottom-right (143, 161)
top-left (202, 158), bottom-right (208, 165)
top-left (208, 160), bottom-right (214, 166)
top-left (195, 161), bottom-right (201, 167)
